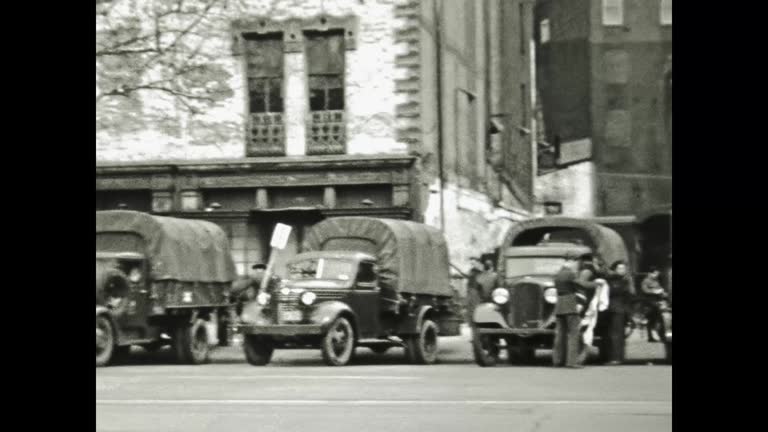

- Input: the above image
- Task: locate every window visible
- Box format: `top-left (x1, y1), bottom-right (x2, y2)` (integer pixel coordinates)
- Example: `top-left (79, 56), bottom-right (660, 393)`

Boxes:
top-left (519, 2), bottom-right (526, 56)
top-left (660, 0), bottom-right (672, 25)
top-left (244, 33), bottom-right (286, 156)
top-left (305, 30), bottom-right (346, 155)
top-left (520, 84), bottom-right (528, 129)
top-left (540, 19), bottom-right (550, 44)
top-left (602, 0), bottom-right (624, 26)
top-left (357, 262), bottom-right (376, 284)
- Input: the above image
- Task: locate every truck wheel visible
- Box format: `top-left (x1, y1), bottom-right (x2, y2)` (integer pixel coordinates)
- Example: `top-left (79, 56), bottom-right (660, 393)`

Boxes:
top-left (174, 319), bottom-right (210, 365)
top-left (471, 332), bottom-right (499, 367)
top-left (243, 335), bottom-right (274, 366)
top-left (96, 316), bottom-right (115, 367)
top-left (321, 316), bottom-right (355, 366)
top-left (405, 319), bottom-right (439, 365)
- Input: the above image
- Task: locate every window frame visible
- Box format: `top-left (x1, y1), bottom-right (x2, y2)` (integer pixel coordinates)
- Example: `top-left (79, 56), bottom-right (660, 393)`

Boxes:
top-left (602, 0), bottom-right (625, 27)
top-left (660, 0), bottom-right (672, 26)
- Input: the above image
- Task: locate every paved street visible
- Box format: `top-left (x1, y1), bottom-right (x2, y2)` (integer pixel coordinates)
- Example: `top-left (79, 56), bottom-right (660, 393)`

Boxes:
top-left (96, 328), bottom-right (671, 432)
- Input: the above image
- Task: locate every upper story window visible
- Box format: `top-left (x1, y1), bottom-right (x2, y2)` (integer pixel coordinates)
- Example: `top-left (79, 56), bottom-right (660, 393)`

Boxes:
top-left (305, 30), bottom-right (346, 155)
top-left (244, 33), bottom-right (286, 157)
top-left (660, 0), bottom-right (672, 25)
top-left (602, 0), bottom-right (624, 26)
top-left (539, 19), bottom-right (551, 44)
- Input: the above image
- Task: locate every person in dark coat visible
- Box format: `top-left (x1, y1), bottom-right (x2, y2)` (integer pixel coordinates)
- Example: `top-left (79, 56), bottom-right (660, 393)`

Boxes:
top-left (552, 253), bottom-right (595, 368)
top-left (475, 258), bottom-right (499, 302)
top-left (465, 257), bottom-right (485, 323)
top-left (599, 260), bottom-right (636, 365)
top-left (641, 267), bottom-right (666, 342)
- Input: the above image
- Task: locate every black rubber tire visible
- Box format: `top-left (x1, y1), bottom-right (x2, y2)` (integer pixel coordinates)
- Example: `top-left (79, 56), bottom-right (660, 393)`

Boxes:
top-left (96, 316), bottom-right (115, 367)
top-left (369, 345), bottom-right (391, 355)
top-left (321, 316), bottom-right (356, 366)
top-left (471, 332), bottom-right (499, 367)
top-left (405, 319), bottom-right (439, 365)
top-left (173, 319), bottom-right (210, 365)
top-left (243, 335), bottom-right (274, 366)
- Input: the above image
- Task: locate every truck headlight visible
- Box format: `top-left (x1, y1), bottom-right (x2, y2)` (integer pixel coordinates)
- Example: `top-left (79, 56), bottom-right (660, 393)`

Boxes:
top-left (256, 292), bottom-right (271, 306)
top-left (543, 288), bottom-right (558, 304)
top-left (492, 288), bottom-right (509, 305)
top-left (300, 291), bottom-right (317, 306)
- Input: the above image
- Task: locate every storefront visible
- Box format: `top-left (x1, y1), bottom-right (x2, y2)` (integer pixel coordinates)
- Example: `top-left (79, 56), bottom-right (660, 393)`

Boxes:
top-left (96, 155), bottom-right (417, 276)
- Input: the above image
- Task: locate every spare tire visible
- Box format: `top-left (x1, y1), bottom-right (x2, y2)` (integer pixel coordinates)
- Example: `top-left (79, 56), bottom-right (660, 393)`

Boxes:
top-left (97, 268), bottom-right (130, 304)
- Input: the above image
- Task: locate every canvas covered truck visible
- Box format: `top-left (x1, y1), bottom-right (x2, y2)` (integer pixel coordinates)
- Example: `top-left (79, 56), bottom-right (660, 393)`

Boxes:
top-left (471, 217), bottom-right (630, 366)
top-left (237, 216), bottom-right (462, 366)
top-left (96, 210), bottom-right (236, 366)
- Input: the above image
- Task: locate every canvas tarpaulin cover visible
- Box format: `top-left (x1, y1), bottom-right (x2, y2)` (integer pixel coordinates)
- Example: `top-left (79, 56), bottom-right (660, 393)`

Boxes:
top-left (96, 211), bottom-right (236, 283)
top-left (303, 217), bottom-right (453, 298)
top-left (500, 217), bottom-right (629, 271)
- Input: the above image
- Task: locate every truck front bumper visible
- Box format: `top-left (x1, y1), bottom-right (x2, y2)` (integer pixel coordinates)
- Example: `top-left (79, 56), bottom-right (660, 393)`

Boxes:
top-left (474, 327), bottom-right (555, 337)
top-left (472, 303), bottom-right (554, 337)
top-left (237, 324), bottom-right (324, 336)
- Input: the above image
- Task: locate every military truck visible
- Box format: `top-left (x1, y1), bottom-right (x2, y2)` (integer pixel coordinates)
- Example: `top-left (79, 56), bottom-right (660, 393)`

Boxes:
top-left (471, 217), bottom-right (630, 366)
top-left (237, 217), bottom-right (462, 366)
top-left (96, 210), bottom-right (236, 366)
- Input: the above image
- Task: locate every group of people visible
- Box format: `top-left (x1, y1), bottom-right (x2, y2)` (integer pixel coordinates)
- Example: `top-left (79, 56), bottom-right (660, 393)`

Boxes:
top-left (464, 252), bottom-right (670, 369)
top-left (554, 253), bottom-right (670, 368)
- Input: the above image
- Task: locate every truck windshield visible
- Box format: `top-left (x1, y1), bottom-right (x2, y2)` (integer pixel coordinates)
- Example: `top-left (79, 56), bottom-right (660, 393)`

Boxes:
top-left (505, 257), bottom-right (565, 278)
top-left (287, 258), bottom-right (356, 282)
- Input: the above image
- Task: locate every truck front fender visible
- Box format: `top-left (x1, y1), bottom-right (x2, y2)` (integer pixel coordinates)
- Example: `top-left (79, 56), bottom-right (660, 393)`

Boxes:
top-left (239, 301), bottom-right (270, 326)
top-left (396, 305), bottom-right (435, 335)
top-left (96, 305), bottom-right (111, 317)
top-left (472, 303), bottom-right (508, 328)
top-left (309, 301), bottom-right (356, 333)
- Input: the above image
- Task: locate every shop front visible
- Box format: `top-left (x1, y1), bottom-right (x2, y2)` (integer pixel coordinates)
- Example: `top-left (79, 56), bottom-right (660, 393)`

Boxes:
top-left (96, 155), bottom-right (417, 276)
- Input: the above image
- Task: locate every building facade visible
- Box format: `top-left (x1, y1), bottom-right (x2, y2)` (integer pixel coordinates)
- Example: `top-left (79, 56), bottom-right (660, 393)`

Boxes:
top-left (533, 0), bottom-right (672, 218)
top-left (96, 0), bottom-right (537, 275)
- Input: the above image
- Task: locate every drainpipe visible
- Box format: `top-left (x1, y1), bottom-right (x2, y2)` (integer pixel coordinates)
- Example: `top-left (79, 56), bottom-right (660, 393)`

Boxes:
top-left (434, 0), bottom-right (446, 232)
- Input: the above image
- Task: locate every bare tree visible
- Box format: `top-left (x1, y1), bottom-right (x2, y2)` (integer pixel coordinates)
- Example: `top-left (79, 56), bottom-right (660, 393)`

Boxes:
top-left (96, 0), bottom-right (236, 135)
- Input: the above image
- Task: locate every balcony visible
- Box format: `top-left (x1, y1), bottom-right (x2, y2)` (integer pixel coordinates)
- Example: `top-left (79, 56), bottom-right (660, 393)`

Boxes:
top-left (247, 112), bottom-right (286, 157)
top-left (306, 110), bottom-right (346, 155)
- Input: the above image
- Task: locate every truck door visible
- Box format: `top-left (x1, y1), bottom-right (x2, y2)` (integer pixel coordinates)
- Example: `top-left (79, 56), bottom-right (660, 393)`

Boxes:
top-left (115, 261), bottom-right (152, 340)
top-left (348, 261), bottom-right (380, 338)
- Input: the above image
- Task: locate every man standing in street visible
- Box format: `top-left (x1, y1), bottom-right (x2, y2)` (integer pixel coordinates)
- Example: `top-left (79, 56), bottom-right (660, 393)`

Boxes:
top-left (553, 253), bottom-right (596, 368)
top-left (465, 257), bottom-right (485, 324)
top-left (475, 258), bottom-right (499, 302)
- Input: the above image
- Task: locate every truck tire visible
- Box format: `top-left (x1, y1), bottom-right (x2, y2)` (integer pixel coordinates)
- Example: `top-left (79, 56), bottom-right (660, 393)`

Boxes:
top-left (471, 332), bottom-right (499, 367)
top-left (96, 316), bottom-right (115, 367)
top-left (173, 318), bottom-right (210, 365)
top-left (243, 335), bottom-right (274, 366)
top-left (321, 316), bottom-right (355, 366)
top-left (405, 319), bottom-right (439, 365)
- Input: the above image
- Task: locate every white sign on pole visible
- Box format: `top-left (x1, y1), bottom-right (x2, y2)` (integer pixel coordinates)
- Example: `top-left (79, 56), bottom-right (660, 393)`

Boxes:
top-left (270, 223), bottom-right (292, 250)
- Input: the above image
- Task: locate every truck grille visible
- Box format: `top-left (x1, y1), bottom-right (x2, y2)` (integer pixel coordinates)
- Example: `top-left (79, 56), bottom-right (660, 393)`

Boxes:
top-left (508, 283), bottom-right (544, 328)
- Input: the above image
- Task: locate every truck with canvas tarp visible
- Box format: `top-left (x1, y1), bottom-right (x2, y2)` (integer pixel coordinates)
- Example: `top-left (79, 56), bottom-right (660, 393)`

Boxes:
top-left (237, 217), bottom-right (462, 366)
top-left (96, 210), bottom-right (236, 366)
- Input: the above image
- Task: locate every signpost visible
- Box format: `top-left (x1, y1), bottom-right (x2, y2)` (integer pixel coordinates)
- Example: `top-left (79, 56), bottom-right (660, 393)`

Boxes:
top-left (261, 223), bottom-right (292, 292)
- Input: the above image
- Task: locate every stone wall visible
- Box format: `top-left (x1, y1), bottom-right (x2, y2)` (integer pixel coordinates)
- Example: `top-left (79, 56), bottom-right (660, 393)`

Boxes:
top-left (96, 0), bottom-right (407, 162)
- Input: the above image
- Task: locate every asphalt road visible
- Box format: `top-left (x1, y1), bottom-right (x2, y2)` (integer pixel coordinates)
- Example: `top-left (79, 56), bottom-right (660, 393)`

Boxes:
top-left (96, 328), bottom-right (671, 432)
